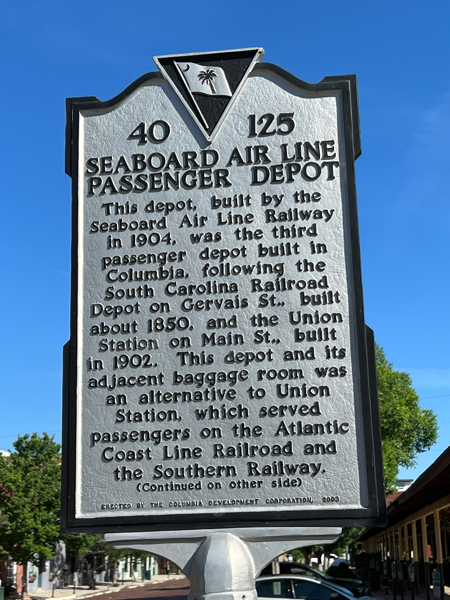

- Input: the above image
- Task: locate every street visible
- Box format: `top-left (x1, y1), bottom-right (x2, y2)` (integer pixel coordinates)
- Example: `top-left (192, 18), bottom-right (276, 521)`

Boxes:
top-left (88, 579), bottom-right (189, 600)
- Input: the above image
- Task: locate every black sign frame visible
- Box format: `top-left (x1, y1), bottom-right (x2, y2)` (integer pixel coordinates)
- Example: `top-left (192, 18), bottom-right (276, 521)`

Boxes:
top-left (61, 61), bottom-right (386, 534)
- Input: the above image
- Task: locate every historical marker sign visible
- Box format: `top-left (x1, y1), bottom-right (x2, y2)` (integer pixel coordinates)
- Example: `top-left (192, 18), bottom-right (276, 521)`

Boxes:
top-left (62, 48), bottom-right (385, 533)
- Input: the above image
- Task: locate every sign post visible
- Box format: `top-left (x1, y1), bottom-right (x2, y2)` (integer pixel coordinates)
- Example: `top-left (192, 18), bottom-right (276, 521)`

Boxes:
top-left (62, 47), bottom-right (385, 590)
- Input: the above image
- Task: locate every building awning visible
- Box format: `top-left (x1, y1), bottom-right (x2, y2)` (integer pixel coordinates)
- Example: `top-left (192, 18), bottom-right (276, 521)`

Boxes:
top-left (358, 445), bottom-right (450, 541)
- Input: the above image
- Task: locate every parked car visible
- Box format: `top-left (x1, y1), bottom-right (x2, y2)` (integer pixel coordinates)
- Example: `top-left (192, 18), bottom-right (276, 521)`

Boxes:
top-left (326, 566), bottom-right (359, 580)
top-left (256, 575), bottom-right (372, 600)
top-left (259, 563), bottom-right (370, 597)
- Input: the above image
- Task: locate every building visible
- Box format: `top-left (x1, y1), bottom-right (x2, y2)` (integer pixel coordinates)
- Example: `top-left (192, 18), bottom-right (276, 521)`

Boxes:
top-left (358, 446), bottom-right (450, 599)
top-left (395, 480), bottom-right (414, 493)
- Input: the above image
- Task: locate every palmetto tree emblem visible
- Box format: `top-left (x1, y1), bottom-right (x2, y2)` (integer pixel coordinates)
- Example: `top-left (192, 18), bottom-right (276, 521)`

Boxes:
top-left (198, 69), bottom-right (218, 94)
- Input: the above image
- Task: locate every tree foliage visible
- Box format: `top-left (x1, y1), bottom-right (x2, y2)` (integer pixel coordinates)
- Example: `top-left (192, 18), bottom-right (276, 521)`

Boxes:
top-left (376, 344), bottom-right (438, 491)
top-left (0, 433), bottom-right (61, 566)
top-left (65, 534), bottom-right (109, 588)
top-left (64, 534), bottom-right (101, 558)
top-left (64, 534), bottom-right (150, 587)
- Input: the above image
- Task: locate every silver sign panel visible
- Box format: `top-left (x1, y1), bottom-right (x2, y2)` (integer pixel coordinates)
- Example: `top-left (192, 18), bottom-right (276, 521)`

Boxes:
top-left (63, 49), bottom-right (385, 532)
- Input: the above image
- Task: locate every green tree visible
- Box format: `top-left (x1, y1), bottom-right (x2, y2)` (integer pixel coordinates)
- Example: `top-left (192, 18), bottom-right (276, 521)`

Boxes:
top-left (65, 534), bottom-right (106, 589)
top-left (376, 344), bottom-right (438, 492)
top-left (0, 513), bottom-right (8, 561)
top-left (64, 534), bottom-right (123, 588)
top-left (320, 526), bottom-right (363, 561)
top-left (0, 433), bottom-right (61, 572)
top-left (64, 534), bottom-right (150, 588)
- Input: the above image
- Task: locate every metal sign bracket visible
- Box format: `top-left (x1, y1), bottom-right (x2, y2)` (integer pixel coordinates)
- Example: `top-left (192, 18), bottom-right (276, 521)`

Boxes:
top-left (106, 527), bottom-right (341, 600)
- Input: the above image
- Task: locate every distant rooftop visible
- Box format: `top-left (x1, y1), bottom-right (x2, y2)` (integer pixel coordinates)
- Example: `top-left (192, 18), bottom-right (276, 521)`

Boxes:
top-left (395, 479), bottom-right (414, 492)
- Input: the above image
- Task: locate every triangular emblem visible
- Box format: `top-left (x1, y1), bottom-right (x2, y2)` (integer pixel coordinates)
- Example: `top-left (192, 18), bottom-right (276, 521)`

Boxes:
top-left (154, 47), bottom-right (264, 143)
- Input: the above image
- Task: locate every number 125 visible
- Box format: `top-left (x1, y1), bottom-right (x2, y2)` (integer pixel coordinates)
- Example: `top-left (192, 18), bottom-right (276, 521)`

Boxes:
top-left (248, 112), bottom-right (295, 137)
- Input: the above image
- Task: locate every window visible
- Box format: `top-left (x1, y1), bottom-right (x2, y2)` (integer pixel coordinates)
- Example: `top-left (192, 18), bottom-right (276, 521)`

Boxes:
top-left (256, 579), bottom-right (293, 598)
top-left (7, 557), bottom-right (15, 585)
top-left (293, 579), bottom-right (344, 600)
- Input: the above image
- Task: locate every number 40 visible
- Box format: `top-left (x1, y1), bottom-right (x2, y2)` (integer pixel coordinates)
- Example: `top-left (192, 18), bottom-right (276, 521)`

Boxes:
top-left (128, 120), bottom-right (171, 144)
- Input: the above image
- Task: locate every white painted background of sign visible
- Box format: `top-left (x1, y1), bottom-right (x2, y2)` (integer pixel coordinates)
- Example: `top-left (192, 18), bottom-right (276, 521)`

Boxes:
top-left (75, 69), bottom-right (368, 519)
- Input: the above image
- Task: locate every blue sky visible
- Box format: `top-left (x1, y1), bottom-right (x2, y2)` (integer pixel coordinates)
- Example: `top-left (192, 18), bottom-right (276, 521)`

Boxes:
top-left (1, 0), bottom-right (449, 483)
